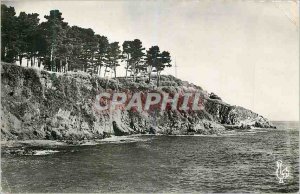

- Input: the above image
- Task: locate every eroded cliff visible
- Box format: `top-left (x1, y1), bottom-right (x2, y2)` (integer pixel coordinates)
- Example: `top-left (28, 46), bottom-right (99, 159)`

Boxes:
top-left (1, 63), bottom-right (274, 140)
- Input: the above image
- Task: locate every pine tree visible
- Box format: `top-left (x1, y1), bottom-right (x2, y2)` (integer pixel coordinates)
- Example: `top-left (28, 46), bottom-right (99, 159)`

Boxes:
top-left (16, 12), bottom-right (40, 66)
top-left (122, 40), bottom-right (132, 79)
top-left (156, 51), bottom-right (171, 86)
top-left (106, 42), bottom-right (122, 78)
top-left (130, 39), bottom-right (145, 81)
top-left (146, 46), bottom-right (160, 83)
top-left (39, 10), bottom-right (68, 71)
top-left (1, 4), bottom-right (18, 62)
top-left (122, 39), bottom-right (145, 80)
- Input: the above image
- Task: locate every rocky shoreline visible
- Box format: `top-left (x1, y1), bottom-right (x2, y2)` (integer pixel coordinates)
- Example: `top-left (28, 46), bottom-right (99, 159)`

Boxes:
top-left (0, 128), bottom-right (268, 155)
top-left (1, 63), bottom-right (275, 141)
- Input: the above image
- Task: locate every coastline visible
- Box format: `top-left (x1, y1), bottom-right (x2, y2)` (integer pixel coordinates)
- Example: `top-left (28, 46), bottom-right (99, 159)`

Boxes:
top-left (1, 125), bottom-right (282, 150)
top-left (1, 63), bottom-right (275, 142)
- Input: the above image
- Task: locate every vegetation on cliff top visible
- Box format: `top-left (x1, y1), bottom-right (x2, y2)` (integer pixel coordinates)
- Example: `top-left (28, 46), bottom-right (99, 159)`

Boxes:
top-left (1, 4), bottom-right (172, 86)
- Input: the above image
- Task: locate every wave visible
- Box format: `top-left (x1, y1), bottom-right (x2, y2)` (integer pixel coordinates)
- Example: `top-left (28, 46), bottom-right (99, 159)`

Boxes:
top-left (33, 150), bottom-right (60, 155)
top-left (99, 135), bottom-right (148, 144)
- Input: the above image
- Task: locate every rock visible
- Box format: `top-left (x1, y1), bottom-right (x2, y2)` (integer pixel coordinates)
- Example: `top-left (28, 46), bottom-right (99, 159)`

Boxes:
top-left (102, 131), bottom-right (111, 138)
top-left (149, 126), bottom-right (157, 134)
top-left (112, 121), bottom-right (128, 136)
top-left (209, 92), bottom-right (222, 100)
top-left (1, 63), bottom-right (274, 141)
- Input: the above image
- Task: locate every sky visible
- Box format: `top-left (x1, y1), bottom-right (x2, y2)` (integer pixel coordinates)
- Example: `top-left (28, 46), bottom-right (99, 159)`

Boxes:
top-left (3, 0), bottom-right (299, 121)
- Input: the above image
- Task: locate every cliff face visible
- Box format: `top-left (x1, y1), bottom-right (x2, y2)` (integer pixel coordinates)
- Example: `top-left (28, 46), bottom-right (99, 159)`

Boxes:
top-left (1, 63), bottom-right (274, 141)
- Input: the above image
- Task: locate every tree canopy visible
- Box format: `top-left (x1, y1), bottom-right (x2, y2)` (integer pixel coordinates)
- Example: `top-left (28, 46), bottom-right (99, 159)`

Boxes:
top-left (1, 4), bottom-right (172, 85)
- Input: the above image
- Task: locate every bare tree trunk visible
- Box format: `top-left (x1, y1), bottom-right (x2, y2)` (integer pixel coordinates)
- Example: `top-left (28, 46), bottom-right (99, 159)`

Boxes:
top-left (158, 71), bottom-right (161, 87)
top-left (104, 66), bottom-right (108, 77)
top-left (156, 71), bottom-right (159, 87)
top-left (60, 59), bottom-right (63, 72)
top-left (50, 46), bottom-right (54, 71)
top-left (27, 58), bottom-right (29, 67)
top-left (65, 57), bottom-right (68, 72)
top-left (98, 65), bottom-right (102, 76)
top-left (91, 54), bottom-right (95, 73)
top-left (94, 65), bottom-right (97, 74)
top-left (1, 46), bottom-right (6, 60)
top-left (53, 58), bottom-right (56, 72)
top-left (125, 55), bottom-right (129, 79)
top-left (125, 62), bottom-right (128, 79)
top-left (132, 63), bottom-right (135, 82)
top-left (148, 66), bottom-right (152, 83)
top-left (38, 58), bottom-right (41, 68)
top-left (19, 56), bottom-right (22, 66)
top-left (31, 57), bottom-right (33, 67)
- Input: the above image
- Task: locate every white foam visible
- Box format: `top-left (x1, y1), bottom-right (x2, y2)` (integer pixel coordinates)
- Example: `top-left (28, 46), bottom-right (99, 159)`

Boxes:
top-left (81, 141), bottom-right (98, 146)
top-left (33, 150), bottom-right (59, 155)
top-left (99, 135), bottom-right (147, 144)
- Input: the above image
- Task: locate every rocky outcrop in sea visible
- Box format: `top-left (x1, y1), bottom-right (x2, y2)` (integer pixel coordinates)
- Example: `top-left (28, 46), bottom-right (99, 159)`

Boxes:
top-left (1, 63), bottom-right (275, 141)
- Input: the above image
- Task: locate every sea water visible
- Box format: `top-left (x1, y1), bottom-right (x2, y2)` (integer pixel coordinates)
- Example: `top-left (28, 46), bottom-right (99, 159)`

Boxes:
top-left (1, 121), bottom-right (299, 193)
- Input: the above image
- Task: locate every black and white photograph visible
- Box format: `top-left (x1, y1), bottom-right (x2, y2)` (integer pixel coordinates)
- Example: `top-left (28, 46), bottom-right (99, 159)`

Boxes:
top-left (1, 0), bottom-right (299, 193)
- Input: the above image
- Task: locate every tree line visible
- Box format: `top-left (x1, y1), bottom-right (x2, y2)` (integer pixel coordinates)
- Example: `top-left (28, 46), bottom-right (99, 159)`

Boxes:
top-left (1, 4), bottom-right (172, 86)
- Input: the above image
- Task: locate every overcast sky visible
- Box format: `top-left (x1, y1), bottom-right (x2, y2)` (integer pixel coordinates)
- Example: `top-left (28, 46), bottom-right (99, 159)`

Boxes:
top-left (3, 0), bottom-right (299, 121)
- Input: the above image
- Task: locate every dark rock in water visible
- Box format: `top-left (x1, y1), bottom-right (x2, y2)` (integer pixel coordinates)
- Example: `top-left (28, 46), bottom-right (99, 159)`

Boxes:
top-left (187, 132), bottom-right (195, 135)
top-left (65, 140), bottom-right (81, 145)
top-left (51, 130), bottom-right (58, 140)
top-left (0, 63), bottom-right (275, 141)
top-left (141, 131), bottom-right (146, 134)
top-left (222, 124), bottom-right (238, 130)
top-left (187, 123), bottom-right (196, 132)
top-left (112, 121), bottom-right (128, 136)
top-left (3, 148), bottom-right (35, 156)
top-left (149, 126), bottom-right (156, 134)
top-left (254, 121), bottom-right (275, 128)
top-left (240, 124), bottom-right (251, 129)
top-left (102, 132), bottom-right (111, 139)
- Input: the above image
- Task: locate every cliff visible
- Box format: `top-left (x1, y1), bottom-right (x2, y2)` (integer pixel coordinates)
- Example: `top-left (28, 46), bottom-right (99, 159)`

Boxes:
top-left (1, 63), bottom-right (274, 141)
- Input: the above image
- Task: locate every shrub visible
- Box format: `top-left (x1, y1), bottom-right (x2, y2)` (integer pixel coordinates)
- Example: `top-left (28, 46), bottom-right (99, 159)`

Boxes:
top-left (209, 92), bottom-right (222, 100)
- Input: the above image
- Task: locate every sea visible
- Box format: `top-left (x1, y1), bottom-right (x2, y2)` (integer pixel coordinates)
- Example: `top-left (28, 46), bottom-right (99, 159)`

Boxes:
top-left (1, 121), bottom-right (299, 193)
